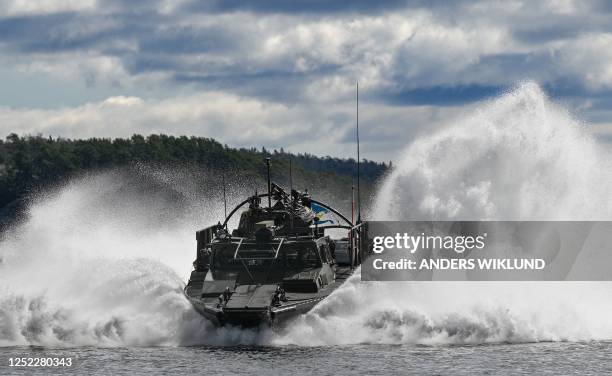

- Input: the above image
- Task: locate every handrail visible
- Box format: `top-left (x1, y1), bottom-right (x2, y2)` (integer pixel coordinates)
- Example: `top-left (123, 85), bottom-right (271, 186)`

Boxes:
top-left (222, 193), bottom-right (268, 227)
top-left (221, 193), bottom-right (354, 228)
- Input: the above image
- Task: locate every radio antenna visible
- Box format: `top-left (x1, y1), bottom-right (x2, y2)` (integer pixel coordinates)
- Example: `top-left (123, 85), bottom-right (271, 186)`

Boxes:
top-left (356, 82), bottom-right (361, 223)
top-left (351, 185), bottom-right (355, 225)
top-left (265, 157), bottom-right (272, 208)
top-left (289, 157), bottom-right (294, 234)
top-left (289, 157), bottom-right (293, 201)
top-left (222, 168), bottom-right (227, 222)
top-left (289, 158), bottom-right (293, 198)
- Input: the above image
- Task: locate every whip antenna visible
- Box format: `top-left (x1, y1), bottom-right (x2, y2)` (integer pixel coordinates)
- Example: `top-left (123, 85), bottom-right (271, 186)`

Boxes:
top-left (289, 157), bottom-right (294, 234)
top-left (356, 82), bottom-right (361, 223)
top-left (351, 185), bottom-right (355, 225)
top-left (289, 158), bottom-right (293, 196)
top-left (222, 169), bottom-right (227, 222)
top-left (265, 157), bottom-right (272, 208)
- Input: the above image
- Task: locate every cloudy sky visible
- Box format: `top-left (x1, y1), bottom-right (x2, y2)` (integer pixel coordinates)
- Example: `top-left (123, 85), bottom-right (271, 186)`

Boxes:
top-left (1, 0), bottom-right (612, 161)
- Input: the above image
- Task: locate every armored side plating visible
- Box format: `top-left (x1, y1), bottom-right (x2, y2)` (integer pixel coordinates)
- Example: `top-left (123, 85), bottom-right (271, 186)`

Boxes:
top-left (184, 180), bottom-right (364, 327)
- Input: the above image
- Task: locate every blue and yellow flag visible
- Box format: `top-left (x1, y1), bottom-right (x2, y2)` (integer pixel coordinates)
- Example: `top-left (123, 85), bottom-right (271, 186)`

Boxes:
top-left (311, 202), bottom-right (336, 225)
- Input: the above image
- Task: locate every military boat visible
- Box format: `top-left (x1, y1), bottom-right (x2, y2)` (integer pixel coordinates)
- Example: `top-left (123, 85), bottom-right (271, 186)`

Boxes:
top-left (184, 165), bottom-right (364, 327)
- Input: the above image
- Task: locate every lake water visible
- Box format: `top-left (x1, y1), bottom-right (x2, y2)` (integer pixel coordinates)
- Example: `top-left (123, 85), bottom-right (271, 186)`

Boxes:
top-left (1, 341), bottom-right (611, 375)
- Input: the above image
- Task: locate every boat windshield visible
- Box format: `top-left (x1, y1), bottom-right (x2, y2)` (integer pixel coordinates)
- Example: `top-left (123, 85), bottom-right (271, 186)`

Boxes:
top-left (282, 246), bottom-right (321, 268)
top-left (211, 241), bottom-right (322, 270)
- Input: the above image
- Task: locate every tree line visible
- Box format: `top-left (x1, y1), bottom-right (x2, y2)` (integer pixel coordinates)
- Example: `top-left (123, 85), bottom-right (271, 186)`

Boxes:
top-left (0, 134), bottom-right (389, 209)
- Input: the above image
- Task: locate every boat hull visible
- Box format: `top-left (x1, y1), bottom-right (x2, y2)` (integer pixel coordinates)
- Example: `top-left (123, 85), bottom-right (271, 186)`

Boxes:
top-left (186, 292), bottom-right (326, 328)
top-left (185, 266), bottom-right (354, 328)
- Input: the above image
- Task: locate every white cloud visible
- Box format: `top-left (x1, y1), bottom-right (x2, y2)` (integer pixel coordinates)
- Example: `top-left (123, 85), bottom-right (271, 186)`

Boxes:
top-left (0, 90), bottom-right (467, 161)
top-left (17, 54), bottom-right (132, 87)
top-left (102, 96), bottom-right (143, 106)
top-left (557, 33), bottom-right (612, 90)
top-left (2, 1), bottom-right (611, 101)
top-left (0, 92), bottom-right (337, 151)
top-left (0, 0), bottom-right (97, 16)
top-left (1, 1), bottom-right (612, 160)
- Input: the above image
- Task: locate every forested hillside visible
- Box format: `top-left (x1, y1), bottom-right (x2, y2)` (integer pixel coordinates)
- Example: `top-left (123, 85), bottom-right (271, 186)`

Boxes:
top-left (0, 134), bottom-right (389, 209)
